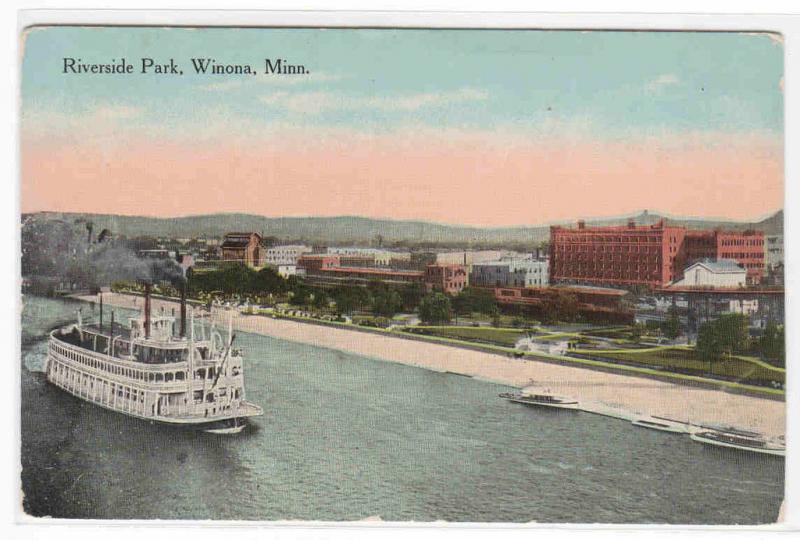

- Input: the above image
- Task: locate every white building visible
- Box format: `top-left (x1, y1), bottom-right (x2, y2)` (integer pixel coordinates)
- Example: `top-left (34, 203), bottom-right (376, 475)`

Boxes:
top-left (729, 299), bottom-right (759, 316)
top-left (276, 264), bottom-right (301, 278)
top-left (470, 258), bottom-right (549, 288)
top-left (436, 250), bottom-right (512, 266)
top-left (265, 244), bottom-right (313, 266)
top-left (766, 234), bottom-right (784, 271)
top-left (327, 247), bottom-right (410, 267)
top-left (672, 259), bottom-right (747, 288)
top-left (470, 261), bottom-right (511, 287)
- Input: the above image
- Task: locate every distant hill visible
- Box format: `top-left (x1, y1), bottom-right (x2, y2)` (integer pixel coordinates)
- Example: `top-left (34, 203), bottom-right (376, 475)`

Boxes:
top-left (22, 209), bottom-right (783, 247)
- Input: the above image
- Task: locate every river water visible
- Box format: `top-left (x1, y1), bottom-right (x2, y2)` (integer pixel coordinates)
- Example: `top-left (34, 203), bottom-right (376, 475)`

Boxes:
top-left (21, 296), bottom-right (784, 523)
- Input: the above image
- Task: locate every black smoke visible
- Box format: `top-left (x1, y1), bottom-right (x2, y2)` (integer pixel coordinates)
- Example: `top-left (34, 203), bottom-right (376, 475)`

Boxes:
top-left (21, 216), bottom-right (185, 290)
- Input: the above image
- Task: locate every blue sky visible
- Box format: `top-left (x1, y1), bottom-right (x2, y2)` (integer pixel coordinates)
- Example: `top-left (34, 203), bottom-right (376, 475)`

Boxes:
top-left (20, 27), bottom-right (784, 224)
top-left (21, 27), bottom-right (783, 138)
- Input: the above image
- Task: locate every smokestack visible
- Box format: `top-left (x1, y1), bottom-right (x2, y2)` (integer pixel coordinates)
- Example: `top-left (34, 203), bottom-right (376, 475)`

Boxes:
top-left (99, 292), bottom-right (103, 331)
top-left (627, 218), bottom-right (636, 229)
top-left (144, 282), bottom-right (152, 339)
top-left (180, 282), bottom-right (187, 338)
top-left (577, 220), bottom-right (586, 230)
top-left (109, 310), bottom-right (115, 355)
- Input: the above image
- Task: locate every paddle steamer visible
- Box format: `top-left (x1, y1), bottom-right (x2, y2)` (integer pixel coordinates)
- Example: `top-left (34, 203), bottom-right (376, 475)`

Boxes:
top-left (44, 284), bottom-right (263, 434)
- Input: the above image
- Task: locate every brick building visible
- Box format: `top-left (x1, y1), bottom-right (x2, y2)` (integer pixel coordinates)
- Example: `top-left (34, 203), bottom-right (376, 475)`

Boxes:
top-left (493, 285), bottom-right (634, 324)
top-left (220, 232), bottom-right (264, 267)
top-left (424, 264), bottom-right (468, 295)
top-left (302, 266), bottom-right (426, 288)
top-left (549, 220), bottom-right (764, 289)
top-left (297, 254), bottom-right (341, 272)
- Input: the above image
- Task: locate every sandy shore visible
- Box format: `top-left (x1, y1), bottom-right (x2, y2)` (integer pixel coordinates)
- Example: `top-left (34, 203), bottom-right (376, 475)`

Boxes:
top-left (78, 293), bottom-right (785, 437)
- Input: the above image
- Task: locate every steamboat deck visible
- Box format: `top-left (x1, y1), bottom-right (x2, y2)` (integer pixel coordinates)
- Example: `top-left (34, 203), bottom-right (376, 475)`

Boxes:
top-left (44, 285), bottom-right (263, 432)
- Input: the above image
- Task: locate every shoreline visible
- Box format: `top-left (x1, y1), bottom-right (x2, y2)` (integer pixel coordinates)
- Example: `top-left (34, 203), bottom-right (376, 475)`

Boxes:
top-left (74, 293), bottom-right (785, 438)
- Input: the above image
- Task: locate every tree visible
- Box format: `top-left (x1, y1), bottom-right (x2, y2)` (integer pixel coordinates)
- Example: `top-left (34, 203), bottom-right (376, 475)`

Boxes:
top-left (372, 287), bottom-right (403, 317)
top-left (541, 290), bottom-right (579, 324)
top-left (695, 314), bottom-right (750, 373)
top-left (715, 313), bottom-right (750, 354)
top-left (332, 286), bottom-right (371, 315)
top-left (452, 287), bottom-right (497, 317)
top-left (760, 320), bottom-right (785, 365)
top-left (400, 282), bottom-right (426, 311)
top-left (289, 285), bottom-right (312, 306)
top-left (490, 305), bottom-right (501, 328)
top-left (419, 293), bottom-right (452, 325)
top-left (253, 266), bottom-right (287, 295)
top-left (312, 290), bottom-right (329, 309)
top-left (630, 323), bottom-right (645, 344)
top-left (696, 322), bottom-right (723, 372)
top-left (662, 305), bottom-right (681, 340)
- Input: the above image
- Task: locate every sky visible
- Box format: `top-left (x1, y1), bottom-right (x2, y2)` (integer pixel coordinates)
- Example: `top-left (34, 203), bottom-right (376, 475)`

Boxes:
top-left (20, 27), bottom-right (784, 227)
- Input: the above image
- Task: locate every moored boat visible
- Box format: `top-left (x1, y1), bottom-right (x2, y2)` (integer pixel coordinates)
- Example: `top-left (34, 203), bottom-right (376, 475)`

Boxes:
top-left (631, 416), bottom-right (687, 434)
top-left (690, 429), bottom-right (785, 457)
top-left (44, 283), bottom-right (263, 434)
top-left (500, 391), bottom-right (580, 410)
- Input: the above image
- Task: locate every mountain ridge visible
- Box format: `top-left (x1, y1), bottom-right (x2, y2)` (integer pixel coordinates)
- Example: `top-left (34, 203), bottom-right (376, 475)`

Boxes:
top-left (23, 209), bottom-right (783, 246)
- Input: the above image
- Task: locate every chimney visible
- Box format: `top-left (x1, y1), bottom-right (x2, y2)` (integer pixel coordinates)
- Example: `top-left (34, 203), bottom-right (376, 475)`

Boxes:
top-left (627, 218), bottom-right (636, 229)
top-left (144, 282), bottom-right (152, 339)
top-left (99, 292), bottom-right (103, 331)
top-left (109, 310), bottom-right (115, 355)
top-left (180, 282), bottom-right (187, 338)
top-left (577, 220), bottom-right (586, 230)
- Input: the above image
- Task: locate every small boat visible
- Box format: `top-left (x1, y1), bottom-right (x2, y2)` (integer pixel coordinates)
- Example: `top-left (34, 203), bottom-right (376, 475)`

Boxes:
top-left (631, 416), bottom-right (687, 433)
top-left (204, 417), bottom-right (248, 434)
top-left (690, 429), bottom-right (785, 457)
top-left (500, 391), bottom-right (579, 410)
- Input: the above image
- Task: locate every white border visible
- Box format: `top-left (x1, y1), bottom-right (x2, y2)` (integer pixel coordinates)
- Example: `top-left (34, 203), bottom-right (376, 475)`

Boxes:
top-left (6, 4), bottom-right (799, 539)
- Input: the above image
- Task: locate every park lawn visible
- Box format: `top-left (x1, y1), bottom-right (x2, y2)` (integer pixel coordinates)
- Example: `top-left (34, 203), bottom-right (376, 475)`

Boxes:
top-left (530, 332), bottom-right (581, 341)
top-left (407, 326), bottom-right (529, 347)
top-left (581, 347), bottom-right (784, 385)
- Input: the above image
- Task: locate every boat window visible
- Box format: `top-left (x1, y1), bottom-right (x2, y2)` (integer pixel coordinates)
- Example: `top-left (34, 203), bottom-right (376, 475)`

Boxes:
top-left (165, 373), bottom-right (174, 382)
top-left (193, 390), bottom-right (203, 403)
top-left (175, 372), bottom-right (185, 381)
top-left (156, 373), bottom-right (163, 382)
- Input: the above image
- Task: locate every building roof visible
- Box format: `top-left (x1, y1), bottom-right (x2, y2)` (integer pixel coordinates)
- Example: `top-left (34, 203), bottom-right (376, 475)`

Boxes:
top-left (551, 285), bottom-right (629, 296)
top-left (221, 232), bottom-right (261, 248)
top-left (688, 259), bottom-right (745, 273)
top-left (472, 261), bottom-right (512, 267)
top-left (318, 266), bottom-right (424, 277)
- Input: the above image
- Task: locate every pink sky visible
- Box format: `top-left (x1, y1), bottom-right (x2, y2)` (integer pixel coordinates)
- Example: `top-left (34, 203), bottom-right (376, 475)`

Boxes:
top-left (21, 129), bottom-right (783, 227)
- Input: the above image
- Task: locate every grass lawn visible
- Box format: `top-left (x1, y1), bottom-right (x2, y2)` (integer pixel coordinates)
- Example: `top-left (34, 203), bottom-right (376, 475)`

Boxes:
top-left (579, 347), bottom-right (784, 386)
top-left (406, 326), bottom-right (531, 347)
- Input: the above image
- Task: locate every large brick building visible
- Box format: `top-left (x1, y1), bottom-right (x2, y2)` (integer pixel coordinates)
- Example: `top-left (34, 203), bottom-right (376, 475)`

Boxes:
top-left (549, 220), bottom-right (764, 289)
top-left (221, 232), bottom-right (264, 267)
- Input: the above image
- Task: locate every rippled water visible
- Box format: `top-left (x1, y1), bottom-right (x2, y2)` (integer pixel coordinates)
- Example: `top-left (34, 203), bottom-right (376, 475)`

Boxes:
top-left (21, 296), bottom-right (784, 523)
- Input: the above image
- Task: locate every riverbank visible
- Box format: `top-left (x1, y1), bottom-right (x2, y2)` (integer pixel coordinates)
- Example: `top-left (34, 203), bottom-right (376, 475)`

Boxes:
top-left (75, 293), bottom-right (785, 437)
